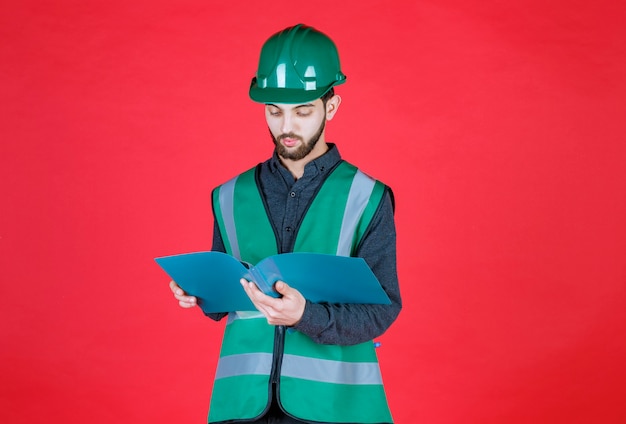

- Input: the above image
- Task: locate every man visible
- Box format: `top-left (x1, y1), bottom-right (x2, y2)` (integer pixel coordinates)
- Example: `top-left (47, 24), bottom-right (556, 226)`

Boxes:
top-left (170, 24), bottom-right (401, 423)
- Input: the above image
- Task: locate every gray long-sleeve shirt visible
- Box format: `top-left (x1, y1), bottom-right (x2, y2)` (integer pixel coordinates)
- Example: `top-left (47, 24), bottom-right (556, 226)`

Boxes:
top-left (207, 144), bottom-right (401, 345)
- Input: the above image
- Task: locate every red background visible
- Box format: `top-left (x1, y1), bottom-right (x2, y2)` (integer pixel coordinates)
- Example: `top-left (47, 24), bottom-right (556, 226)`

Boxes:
top-left (1, 1), bottom-right (625, 423)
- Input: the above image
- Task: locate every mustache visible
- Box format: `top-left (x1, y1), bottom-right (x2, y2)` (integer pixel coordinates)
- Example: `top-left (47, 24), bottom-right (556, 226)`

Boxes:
top-left (277, 133), bottom-right (303, 142)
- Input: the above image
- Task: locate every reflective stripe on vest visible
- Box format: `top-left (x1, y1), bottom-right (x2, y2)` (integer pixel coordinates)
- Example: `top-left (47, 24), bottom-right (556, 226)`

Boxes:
top-left (215, 352), bottom-right (383, 385)
top-left (215, 352), bottom-right (273, 379)
top-left (281, 354), bottom-right (383, 385)
top-left (337, 169), bottom-right (376, 256)
top-left (217, 176), bottom-right (240, 260)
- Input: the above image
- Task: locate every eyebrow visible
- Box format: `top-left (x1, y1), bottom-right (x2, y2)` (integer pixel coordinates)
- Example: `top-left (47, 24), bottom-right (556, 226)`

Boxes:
top-left (267, 103), bottom-right (315, 110)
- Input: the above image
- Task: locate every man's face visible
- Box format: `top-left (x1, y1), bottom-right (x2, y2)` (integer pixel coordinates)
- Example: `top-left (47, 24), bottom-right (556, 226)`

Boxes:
top-left (265, 99), bottom-right (328, 161)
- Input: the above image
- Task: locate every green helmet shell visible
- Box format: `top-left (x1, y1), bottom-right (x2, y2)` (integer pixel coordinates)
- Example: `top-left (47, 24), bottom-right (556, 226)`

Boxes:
top-left (249, 24), bottom-right (347, 104)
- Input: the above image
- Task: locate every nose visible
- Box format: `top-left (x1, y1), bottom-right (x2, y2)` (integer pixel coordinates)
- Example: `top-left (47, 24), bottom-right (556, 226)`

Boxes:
top-left (280, 114), bottom-right (293, 134)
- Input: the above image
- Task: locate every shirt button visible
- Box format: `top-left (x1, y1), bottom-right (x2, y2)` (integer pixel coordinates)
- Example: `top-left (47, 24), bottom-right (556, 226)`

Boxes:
top-left (285, 226), bottom-right (292, 232)
top-left (290, 191), bottom-right (296, 198)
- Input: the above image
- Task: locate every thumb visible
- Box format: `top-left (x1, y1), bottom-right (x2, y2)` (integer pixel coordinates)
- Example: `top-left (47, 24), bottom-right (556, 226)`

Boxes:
top-left (274, 280), bottom-right (290, 293)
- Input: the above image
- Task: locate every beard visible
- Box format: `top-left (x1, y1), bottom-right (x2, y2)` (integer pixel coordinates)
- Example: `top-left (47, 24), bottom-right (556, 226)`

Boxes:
top-left (271, 117), bottom-right (326, 161)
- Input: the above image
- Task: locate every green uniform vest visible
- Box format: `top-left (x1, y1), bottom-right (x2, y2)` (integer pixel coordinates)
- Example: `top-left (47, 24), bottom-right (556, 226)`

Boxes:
top-left (208, 161), bottom-right (393, 423)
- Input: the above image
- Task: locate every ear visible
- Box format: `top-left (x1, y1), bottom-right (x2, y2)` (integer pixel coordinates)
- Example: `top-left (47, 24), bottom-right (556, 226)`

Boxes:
top-left (325, 95), bottom-right (342, 121)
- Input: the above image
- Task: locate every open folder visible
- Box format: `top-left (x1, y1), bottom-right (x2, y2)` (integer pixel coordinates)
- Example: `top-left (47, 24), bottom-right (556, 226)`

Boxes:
top-left (155, 251), bottom-right (391, 313)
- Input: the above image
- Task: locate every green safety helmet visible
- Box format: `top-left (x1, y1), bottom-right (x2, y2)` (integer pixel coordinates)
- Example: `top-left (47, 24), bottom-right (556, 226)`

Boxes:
top-left (249, 24), bottom-right (347, 104)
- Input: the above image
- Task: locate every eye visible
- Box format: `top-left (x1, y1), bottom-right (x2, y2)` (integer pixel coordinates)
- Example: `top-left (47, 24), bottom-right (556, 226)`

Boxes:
top-left (296, 109), bottom-right (313, 117)
top-left (268, 109), bottom-right (282, 117)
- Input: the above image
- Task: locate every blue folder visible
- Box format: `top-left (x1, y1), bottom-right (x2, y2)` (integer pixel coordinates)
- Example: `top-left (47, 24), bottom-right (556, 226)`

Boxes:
top-left (155, 251), bottom-right (391, 313)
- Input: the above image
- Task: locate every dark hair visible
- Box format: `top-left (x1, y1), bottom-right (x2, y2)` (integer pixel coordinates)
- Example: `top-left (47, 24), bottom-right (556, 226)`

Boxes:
top-left (320, 87), bottom-right (335, 106)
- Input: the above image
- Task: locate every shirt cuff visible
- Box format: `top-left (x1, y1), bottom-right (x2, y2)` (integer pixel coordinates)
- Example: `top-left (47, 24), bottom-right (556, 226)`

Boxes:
top-left (292, 300), bottom-right (329, 337)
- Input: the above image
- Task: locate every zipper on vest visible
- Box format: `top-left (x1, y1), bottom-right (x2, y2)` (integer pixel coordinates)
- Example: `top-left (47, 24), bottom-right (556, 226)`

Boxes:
top-left (269, 325), bottom-right (286, 386)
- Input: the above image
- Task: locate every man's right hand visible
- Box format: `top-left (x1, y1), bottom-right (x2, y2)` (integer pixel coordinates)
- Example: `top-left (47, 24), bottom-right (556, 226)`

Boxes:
top-left (169, 280), bottom-right (197, 308)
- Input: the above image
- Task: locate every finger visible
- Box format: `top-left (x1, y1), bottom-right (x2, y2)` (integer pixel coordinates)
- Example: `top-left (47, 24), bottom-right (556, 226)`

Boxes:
top-left (240, 278), bottom-right (263, 298)
top-left (169, 280), bottom-right (178, 293)
top-left (178, 295), bottom-right (196, 303)
top-left (178, 299), bottom-right (197, 308)
top-left (274, 281), bottom-right (303, 301)
top-left (169, 280), bottom-right (185, 296)
top-left (174, 291), bottom-right (197, 304)
top-left (240, 279), bottom-right (276, 316)
top-left (170, 280), bottom-right (197, 302)
top-left (246, 282), bottom-right (280, 308)
top-left (274, 280), bottom-right (289, 294)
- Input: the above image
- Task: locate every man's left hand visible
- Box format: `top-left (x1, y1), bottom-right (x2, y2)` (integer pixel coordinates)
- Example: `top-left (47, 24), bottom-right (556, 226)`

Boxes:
top-left (240, 279), bottom-right (305, 326)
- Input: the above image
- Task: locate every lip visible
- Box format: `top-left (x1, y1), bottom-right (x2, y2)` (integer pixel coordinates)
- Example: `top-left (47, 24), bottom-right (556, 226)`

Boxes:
top-left (281, 138), bottom-right (299, 147)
